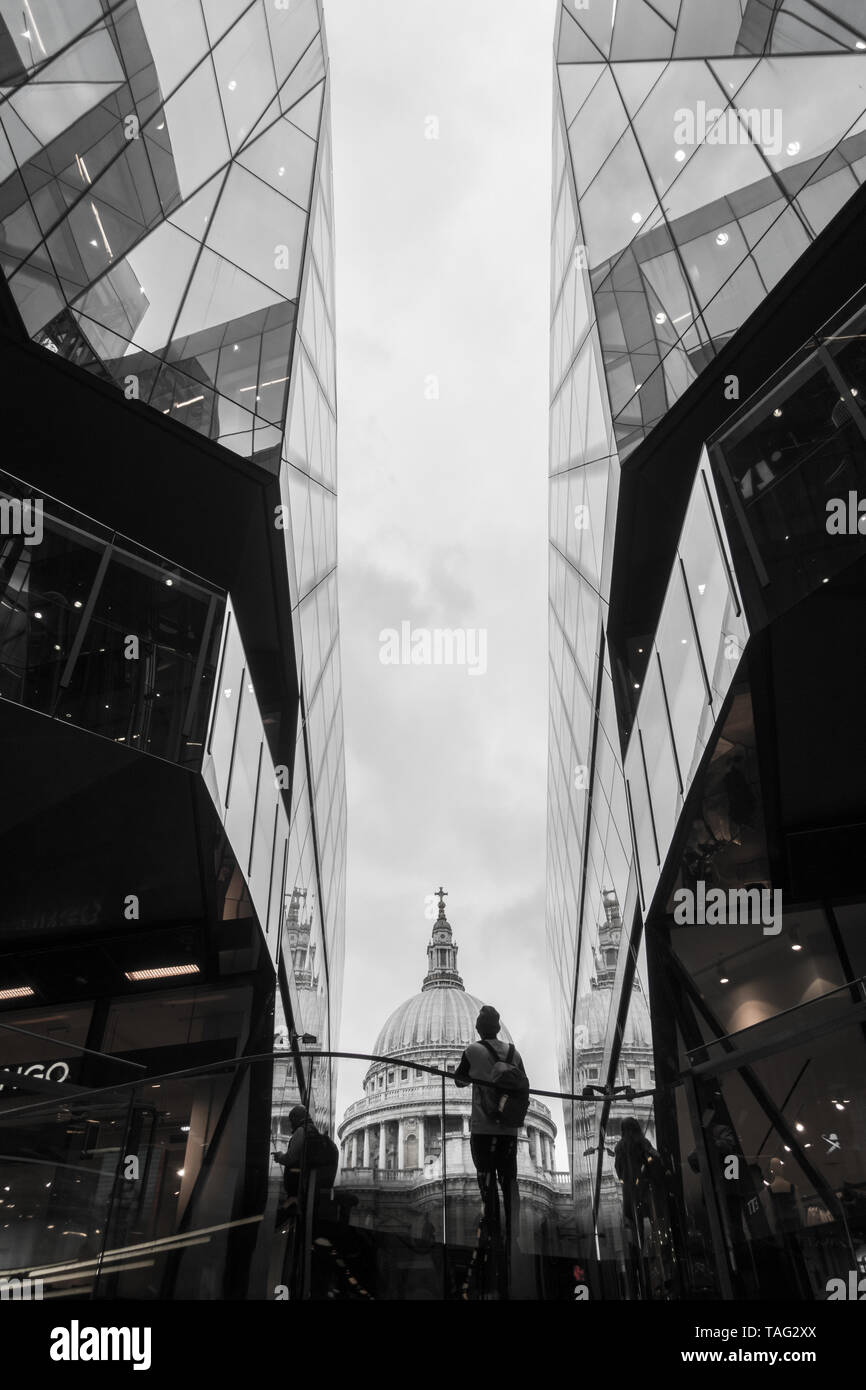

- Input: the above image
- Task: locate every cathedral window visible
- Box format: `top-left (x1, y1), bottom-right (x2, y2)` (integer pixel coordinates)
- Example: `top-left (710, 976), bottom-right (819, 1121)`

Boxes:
top-left (400, 1068), bottom-right (408, 1080)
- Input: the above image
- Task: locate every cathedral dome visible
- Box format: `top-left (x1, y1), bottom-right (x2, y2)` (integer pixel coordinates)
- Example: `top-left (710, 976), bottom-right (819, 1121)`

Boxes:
top-left (371, 889), bottom-right (513, 1058)
top-left (374, 987), bottom-right (513, 1056)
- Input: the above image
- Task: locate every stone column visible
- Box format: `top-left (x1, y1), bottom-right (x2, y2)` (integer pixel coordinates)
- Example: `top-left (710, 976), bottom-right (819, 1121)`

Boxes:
top-left (350, 1133), bottom-right (358, 1167)
top-left (397, 1118), bottom-right (405, 1171)
top-left (362, 1127), bottom-right (370, 1167)
top-left (379, 1121), bottom-right (387, 1170)
top-left (418, 1116), bottom-right (426, 1170)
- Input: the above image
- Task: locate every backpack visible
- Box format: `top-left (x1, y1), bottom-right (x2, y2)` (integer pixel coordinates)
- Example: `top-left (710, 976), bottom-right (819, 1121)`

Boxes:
top-left (304, 1128), bottom-right (339, 1183)
top-left (479, 1040), bottom-right (530, 1128)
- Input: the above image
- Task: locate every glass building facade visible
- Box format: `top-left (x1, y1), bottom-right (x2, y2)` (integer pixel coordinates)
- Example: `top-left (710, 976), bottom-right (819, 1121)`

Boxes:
top-left (0, 0), bottom-right (345, 1299)
top-left (548, 0), bottom-right (866, 1299)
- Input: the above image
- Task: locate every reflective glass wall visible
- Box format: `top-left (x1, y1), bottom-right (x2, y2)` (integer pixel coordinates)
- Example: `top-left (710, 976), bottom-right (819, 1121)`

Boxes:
top-left (547, 0), bottom-right (866, 1294)
top-left (0, 0), bottom-right (346, 1138)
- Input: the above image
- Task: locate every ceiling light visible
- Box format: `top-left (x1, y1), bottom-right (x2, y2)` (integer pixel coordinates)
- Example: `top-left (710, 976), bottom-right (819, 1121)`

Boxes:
top-left (125, 964), bottom-right (201, 981)
top-left (227, 79), bottom-right (237, 91)
top-left (857, 40), bottom-right (866, 50)
top-left (73, 599), bottom-right (83, 608)
top-left (674, 150), bottom-right (686, 163)
top-left (773, 407), bottom-right (783, 417)
top-left (715, 232), bottom-right (729, 246)
top-left (54, 644), bottom-right (61, 651)
top-left (177, 1168), bottom-right (185, 1177)
top-left (165, 578), bottom-right (173, 587)
top-left (156, 121), bottom-right (165, 130)
top-left (655, 312), bottom-right (667, 325)
top-left (33, 610), bottom-right (42, 619)
top-left (786, 141), bottom-right (800, 157)
top-left (278, 166), bottom-right (285, 176)
top-left (0, 986), bottom-right (33, 1000)
top-left (631, 212), bottom-right (643, 225)
top-left (795, 1122), bottom-right (805, 1132)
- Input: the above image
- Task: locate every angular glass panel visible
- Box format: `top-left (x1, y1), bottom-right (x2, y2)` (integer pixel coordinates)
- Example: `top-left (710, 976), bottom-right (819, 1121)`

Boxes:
top-left (212, 1), bottom-right (274, 151)
top-left (672, 0), bottom-right (752, 57)
top-left (557, 6), bottom-right (607, 63)
top-left (173, 245), bottom-right (282, 340)
top-left (282, 79), bottom-right (325, 139)
top-left (200, 0), bottom-right (254, 45)
top-left (579, 127), bottom-right (659, 268)
top-left (206, 163), bottom-right (306, 298)
top-left (0, 0), bottom-right (104, 70)
top-left (5, 81), bottom-right (121, 151)
top-left (611, 0), bottom-right (675, 62)
top-left (160, 55), bottom-right (232, 198)
top-left (136, 0), bottom-right (210, 99)
top-left (277, 32), bottom-right (325, 115)
top-left (567, 66), bottom-right (629, 190)
top-left (123, 218), bottom-right (201, 351)
top-left (558, 63), bottom-right (603, 129)
top-left (265, 0), bottom-right (321, 87)
top-left (238, 115), bottom-right (316, 207)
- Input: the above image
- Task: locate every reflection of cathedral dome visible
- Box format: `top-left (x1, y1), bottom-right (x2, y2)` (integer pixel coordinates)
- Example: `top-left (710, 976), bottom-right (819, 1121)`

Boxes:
top-left (375, 990), bottom-right (512, 1055)
top-left (575, 888), bottom-right (651, 1050)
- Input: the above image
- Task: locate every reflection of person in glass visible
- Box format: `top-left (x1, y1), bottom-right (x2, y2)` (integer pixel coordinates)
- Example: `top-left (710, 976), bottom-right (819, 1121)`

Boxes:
top-left (273, 1104), bottom-right (337, 1222)
top-left (614, 1117), bottom-right (661, 1240)
top-left (274, 1104), bottom-right (338, 1297)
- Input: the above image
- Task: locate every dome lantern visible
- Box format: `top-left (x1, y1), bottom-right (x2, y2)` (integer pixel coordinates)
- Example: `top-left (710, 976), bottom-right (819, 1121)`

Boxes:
top-left (421, 886), bottom-right (464, 992)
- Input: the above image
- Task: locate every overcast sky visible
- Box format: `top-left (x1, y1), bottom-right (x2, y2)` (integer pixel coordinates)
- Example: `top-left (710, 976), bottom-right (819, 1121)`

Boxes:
top-left (324, 0), bottom-right (560, 1144)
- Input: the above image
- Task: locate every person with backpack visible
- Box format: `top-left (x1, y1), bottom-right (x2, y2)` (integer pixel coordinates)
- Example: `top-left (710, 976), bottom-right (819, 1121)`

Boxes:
top-left (273, 1105), bottom-right (338, 1218)
top-left (453, 1005), bottom-right (530, 1255)
top-left (273, 1104), bottom-right (340, 1296)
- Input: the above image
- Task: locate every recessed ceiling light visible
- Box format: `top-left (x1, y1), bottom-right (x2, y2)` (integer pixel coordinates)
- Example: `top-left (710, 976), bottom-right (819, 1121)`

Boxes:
top-left (125, 964), bottom-right (201, 981)
top-left (857, 40), bottom-right (866, 50)
top-left (631, 212), bottom-right (643, 225)
top-left (33, 610), bottom-right (43, 619)
top-left (773, 407), bottom-right (783, 417)
top-left (674, 149), bottom-right (686, 163)
top-left (655, 311), bottom-right (667, 324)
top-left (227, 79), bottom-right (237, 91)
top-left (715, 232), bottom-right (729, 246)
top-left (786, 141), bottom-right (801, 156)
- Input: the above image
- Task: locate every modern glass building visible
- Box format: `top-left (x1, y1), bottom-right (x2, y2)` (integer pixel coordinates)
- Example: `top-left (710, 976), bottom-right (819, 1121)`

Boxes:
top-left (0, 0), bottom-right (345, 1299)
top-left (548, 0), bottom-right (866, 1299)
